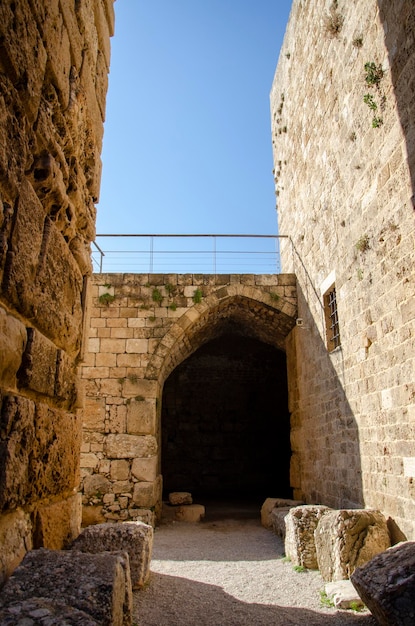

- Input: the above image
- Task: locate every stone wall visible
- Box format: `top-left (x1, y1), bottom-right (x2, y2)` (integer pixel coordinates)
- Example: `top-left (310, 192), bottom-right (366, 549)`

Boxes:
top-left (81, 273), bottom-right (297, 525)
top-left (272, 0), bottom-right (415, 538)
top-left (0, 0), bottom-right (114, 584)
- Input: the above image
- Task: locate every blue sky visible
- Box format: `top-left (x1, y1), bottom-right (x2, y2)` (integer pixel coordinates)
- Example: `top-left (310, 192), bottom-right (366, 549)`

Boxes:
top-left (97, 1), bottom-right (293, 240)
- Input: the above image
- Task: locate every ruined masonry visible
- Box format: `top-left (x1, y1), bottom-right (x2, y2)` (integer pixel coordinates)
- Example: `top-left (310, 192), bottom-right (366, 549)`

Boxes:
top-left (81, 273), bottom-right (297, 525)
top-left (0, 0), bottom-right (115, 584)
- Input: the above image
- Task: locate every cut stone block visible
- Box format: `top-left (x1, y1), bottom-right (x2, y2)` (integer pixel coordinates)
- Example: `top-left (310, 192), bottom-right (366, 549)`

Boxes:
top-left (260, 497), bottom-right (304, 529)
top-left (315, 509), bottom-right (390, 582)
top-left (351, 541), bottom-right (415, 626)
top-left (169, 491), bottom-right (193, 505)
top-left (325, 579), bottom-right (365, 610)
top-left (284, 505), bottom-right (330, 569)
top-left (71, 521), bottom-right (153, 589)
top-left (167, 504), bottom-right (205, 522)
top-left (0, 548), bottom-right (132, 626)
top-left (271, 507), bottom-right (292, 539)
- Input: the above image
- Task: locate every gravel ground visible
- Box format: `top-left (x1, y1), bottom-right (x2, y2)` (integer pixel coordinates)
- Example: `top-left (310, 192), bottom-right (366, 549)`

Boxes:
top-left (133, 508), bottom-right (378, 626)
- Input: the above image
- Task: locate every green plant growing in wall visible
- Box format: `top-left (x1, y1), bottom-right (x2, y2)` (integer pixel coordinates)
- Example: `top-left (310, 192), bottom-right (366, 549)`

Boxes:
top-left (169, 302), bottom-right (177, 311)
top-left (363, 62), bottom-right (385, 128)
top-left (99, 291), bottom-right (115, 305)
top-left (192, 288), bottom-right (202, 304)
top-left (269, 292), bottom-right (280, 302)
top-left (165, 283), bottom-right (176, 296)
top-left (152, 288), bottom-right (163, 304)
top-left (355, 234), bottom-right (370, 253)
top-left (293, 564), bottom-right (307, 573)
top-left (324, 0), bottom-right (344, 38)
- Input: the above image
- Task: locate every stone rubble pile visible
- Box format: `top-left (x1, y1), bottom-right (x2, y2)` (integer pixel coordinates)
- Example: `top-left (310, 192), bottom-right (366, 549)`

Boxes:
top-left (262, 498), bottom-right (415, 617)
top-left (0, 520), bottom-right (154, 625)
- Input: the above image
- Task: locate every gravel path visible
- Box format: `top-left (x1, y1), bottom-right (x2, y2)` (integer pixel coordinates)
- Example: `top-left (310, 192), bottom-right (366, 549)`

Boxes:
top-left (134, 511), bottom-right (378, 626)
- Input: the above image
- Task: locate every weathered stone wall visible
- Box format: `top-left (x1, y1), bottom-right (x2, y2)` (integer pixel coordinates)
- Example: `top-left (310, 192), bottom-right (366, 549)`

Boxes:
top-left (272, 0), bottom-right (415, 537)
top-left (0, 0), bottom-right (114, 583)
top-left (81, 273), bottom-right (297, 525)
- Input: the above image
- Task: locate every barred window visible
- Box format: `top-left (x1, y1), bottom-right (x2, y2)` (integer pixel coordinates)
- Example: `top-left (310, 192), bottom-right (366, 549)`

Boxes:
top-left (324, 285), bottom-right (341, 351)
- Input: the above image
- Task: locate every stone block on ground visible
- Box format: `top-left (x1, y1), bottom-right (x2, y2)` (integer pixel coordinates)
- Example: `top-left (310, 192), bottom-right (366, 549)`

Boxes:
top-left (315, 509), bottom-right (390, 582)
top-left (284, 505), bottom-right (330, 569)
top-left (260, 497), bottom-right (304, 529)
top-left (71, 520), bottom-right (153, 589)
top-left (325, 579), bottom-right (365, 610)
top-left (0, 548), bottom-right (132, 626)
top-left (271, 507), bottom-right (292, 539)
top-left (351, 541), bottom-right (415, 626)
top-left (162, 502), bottom-right (205, 523)
top-left (169, 491), bottom-right (193, 505)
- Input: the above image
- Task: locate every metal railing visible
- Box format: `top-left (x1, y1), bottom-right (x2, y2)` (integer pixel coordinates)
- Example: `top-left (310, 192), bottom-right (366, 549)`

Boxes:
top-left (92, 234), bottom-right (289, 275)
top-left (92, 234), bottom-right (288, 274)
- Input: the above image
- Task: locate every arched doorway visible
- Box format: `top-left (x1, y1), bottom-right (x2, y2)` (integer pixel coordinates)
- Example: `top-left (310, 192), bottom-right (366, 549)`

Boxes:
top-left (161, 332), bottom-right (291, 505)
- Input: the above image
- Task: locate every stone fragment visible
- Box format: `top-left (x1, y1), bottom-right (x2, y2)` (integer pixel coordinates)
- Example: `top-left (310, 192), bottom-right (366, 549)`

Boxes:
top-left (284, 505), bottom-right (330, 569)
top-left (131, 456), bottom-right (157, 481)
top-left (71, 521), bottom-right (153, 589)
top-left (315, 509), bottom-right (390, 582)
top-left (0, 597), bottom-right (100, 625)
top-left (351, 541), bottom-right (415, 626)
top-left (325, 579), bottom-right (365, 610)
top-left (0, 548), bottom-right (132, 626)
top-left (271, 507), bottom-right (292, 539)
top-left (261, 497), bottom-right (304, 529)
top-left (169, 491), bottom-right (193, 505)
top-left (82, 505), bottom-right (106, 527)
top-left (83, 473), bottom-right (111, 499)
top-left (174, 504), bottom-right (205, 522)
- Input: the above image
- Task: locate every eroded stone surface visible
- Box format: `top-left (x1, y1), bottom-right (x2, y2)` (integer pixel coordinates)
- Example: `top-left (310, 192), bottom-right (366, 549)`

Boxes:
top-left (0, 548), bottom-right (132, 626)
top-left (351, 541), bottom-right (415, 626)
top-left (325, 580), bottom-right (365, 610)
top-left (261, 497), bottom-right (304, 529)
top-left (284, 505), bottom-right (330, 569)
top-left (71, 521), bottom-right (153, 589)
top-left (315, 509), bottom-right (391, 582)
top-left (169, 492), bottom-right (193, 506)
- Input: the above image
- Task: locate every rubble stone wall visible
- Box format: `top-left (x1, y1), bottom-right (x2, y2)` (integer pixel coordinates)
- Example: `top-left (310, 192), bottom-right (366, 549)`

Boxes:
top-left (272, 0), bottom-right (415, 537)
top-left (0, 0), bottom-right (114, 584)
top-left (81, 273), bottom-right (297, 525)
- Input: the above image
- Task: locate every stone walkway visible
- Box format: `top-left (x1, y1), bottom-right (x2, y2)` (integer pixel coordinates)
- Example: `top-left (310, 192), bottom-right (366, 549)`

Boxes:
top-left (134, 504), bottom-right (377, 625)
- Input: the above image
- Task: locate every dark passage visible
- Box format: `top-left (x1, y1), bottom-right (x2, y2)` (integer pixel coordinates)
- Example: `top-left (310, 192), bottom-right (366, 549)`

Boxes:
top-left (161, 334), bottom-right (291, 503)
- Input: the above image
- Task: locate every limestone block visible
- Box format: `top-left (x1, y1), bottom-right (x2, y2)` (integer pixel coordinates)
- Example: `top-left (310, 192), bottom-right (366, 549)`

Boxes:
top-left (0, 597), bottom-right (100, 624)
top-left (110, 459), bottom-right (130, 481)
top-left (325, 580), bottom-right (365, 610)
top-left (169, 492), bottom-right (193, 505)
top-left (0, 307), bottom-right (26, 389)
top-left (271, 507), bottom-right (292, 539)
top-left (55, 349), bottom-right (78, 406)
top-left (174, 504), bottom-right (205, 523)
top-left (0, 509), bottom-right (32, 587)
top-left (17, 327), bottom-right (57, 397)
top-left (351, 542), bottom-right (415, 626)
top-left (2, 181), bottom-right (84, 352)
top-left (0, 395), bottom-right (81, 509)
top-left (34, 493), bottom-right (82, 550)
top-left (315, 509), bottom-right (391, 582)
top-left (105, 434), bottom-right (157, 459)
top-left (131, 456), bottom-right (158, 482)
top-left (284, 505), bottom-right (330, 569)
top-left (260, 497), bottom-right (304, 528)
top-left (132, 482), bottom-right (155, 507)
top-left (72, 521), bottom-right (153, 589)
top-left (126, 398), bottom-right (156, 435)
top-left (83, 473), bottom-right (111, 499)
top-left (0, 548), bottom-right (132, 626)
top-left (83, 397), bottom-right (106, 431)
